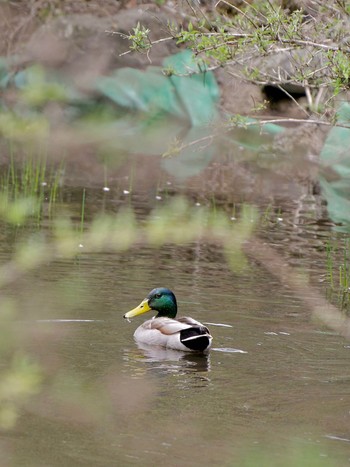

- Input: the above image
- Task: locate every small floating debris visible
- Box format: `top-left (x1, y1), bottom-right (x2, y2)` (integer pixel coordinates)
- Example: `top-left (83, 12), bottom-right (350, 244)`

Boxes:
top-left (41, 181), bottom-right (47, 187)
top-left (279, 331), bottom-right (290, 335)
top-left (78, 244), bottom-right (84, 248)
top-left (155, 195), bottom-right (162, 200)
top-left (123, 189), bottom-right (130, 195)
top-left (213, 347), bottom-right (247, 354)
top-left (195, 202), bottom-right (201, 206)
top-left (103, 186), bottom-right (110, 192)
top-left (230, 216), bottom-right (236, 221)
top-left (204, 322), bottom-right (232, 328)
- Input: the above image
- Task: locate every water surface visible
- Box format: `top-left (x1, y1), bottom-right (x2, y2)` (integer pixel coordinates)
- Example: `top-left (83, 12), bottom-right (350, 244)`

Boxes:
top-left (0, 154), bottom-right (349, 466)
top-left (3, 232), bottom-right (350, 466)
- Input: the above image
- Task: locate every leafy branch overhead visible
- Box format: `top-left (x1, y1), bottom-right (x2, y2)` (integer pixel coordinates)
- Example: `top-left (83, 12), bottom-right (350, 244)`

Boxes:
top-left (125, 1), bottom-right (350, 114)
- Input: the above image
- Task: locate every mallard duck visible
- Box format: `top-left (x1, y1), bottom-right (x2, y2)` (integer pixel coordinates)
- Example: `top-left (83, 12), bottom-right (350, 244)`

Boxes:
top-left (124, 288), bottom-right (212, 352)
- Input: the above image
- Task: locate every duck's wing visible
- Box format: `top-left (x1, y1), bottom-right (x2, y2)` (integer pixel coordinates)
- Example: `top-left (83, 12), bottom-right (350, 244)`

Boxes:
top-left (177, 316), bottom-right (211, 334)
top-left (146, 317), bottom-right (193, 335)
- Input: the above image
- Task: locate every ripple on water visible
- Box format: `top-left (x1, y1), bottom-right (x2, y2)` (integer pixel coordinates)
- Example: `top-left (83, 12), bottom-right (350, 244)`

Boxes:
top-left (212, 347), bottom-right (248, 354)
top-left (204, 322), bottom-right (233, 328)
top-left (325, 435), bottom-right (350, 443)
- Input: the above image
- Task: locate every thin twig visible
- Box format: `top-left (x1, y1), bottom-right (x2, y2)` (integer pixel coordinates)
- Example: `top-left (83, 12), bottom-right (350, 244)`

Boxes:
top-left (276, 84), bottom-right (311, 117)
top-left (241, 0), bottom-right (267, 22)
top-left (280, 38), bottom-right (349, 53)
top-left (105, 31), bottom-right (175, 57)
top-left (247, 117), bottom-right (335, 127)
top-left (305, 86), bottom-right (313, 109)
top-left (215, 0), bottom-right (259, 29)
top-left (165, 116), bottom-right (340, 157)
top-left (184, 0), bottom-right (214, 29)
top-left (226, 69), bottom-right (327, 90)
top-left (314, 87), bottom-right (325, 110)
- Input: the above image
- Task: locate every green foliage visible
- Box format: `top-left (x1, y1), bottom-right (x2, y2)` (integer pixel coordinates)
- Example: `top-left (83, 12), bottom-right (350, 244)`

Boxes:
top-left (0, 353), bottom-right (42, 430)
top-left (0, 158), bottom-right (62, 226)
top-left (20, 66), bottom-right (68, 107)
top-left (0, 194), bottom-right (39, 224)
top-left (128, 22), bottom-right (151, 54)
top-left (329, 50), bottom-right (350, 94)
top-left (0, 111), bottom-right (48, 141)
top-left (229, 114), bottom-right (250, 128)
top-left (125, 1), bottom-right (350, 117)
top-left (0, 296), bottom-right (42, 430)
top-left (324, 238), bottom-right (350, 312)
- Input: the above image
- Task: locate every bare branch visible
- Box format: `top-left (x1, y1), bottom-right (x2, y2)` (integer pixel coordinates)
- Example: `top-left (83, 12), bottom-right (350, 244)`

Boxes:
top-left (215, 0), bottom-right (259, 29)
top-left (276, 84), bottom-right (311, 117)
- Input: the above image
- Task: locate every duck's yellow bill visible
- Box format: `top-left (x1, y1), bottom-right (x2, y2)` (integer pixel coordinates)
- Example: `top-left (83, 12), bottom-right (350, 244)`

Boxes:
top-left (124, 299), bottom-right (151, 319)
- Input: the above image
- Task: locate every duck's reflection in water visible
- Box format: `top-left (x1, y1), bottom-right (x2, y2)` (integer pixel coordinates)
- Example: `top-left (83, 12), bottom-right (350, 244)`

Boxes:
top-left (123, 342), bottom-right (211, 387)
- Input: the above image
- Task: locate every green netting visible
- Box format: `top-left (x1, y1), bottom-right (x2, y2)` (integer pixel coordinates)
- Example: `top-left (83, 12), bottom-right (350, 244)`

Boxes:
top-left (163, 50), bottom-right (220, 126)
top-left (319, 102), bottom-right (350, 229)
top-left (97, 50), bottom-right (220, 126)
top-left (97, 67), bottom-right (187, 120)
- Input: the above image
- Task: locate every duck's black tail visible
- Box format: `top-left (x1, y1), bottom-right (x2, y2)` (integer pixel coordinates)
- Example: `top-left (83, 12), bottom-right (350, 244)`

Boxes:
top-left (180, 326), bottom-right (212, 351)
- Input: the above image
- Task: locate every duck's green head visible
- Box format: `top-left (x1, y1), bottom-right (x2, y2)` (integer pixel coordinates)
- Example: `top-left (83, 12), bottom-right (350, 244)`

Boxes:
top-left (124, 287), bottom-right (178, 319)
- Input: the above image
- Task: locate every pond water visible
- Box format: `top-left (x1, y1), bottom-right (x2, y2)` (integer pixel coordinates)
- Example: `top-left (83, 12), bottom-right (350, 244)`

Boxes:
top-left (1, 162), bottom-right (350, 467)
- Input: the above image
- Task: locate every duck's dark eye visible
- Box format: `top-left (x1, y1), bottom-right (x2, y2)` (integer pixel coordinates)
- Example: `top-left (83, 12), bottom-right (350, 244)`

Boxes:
top-left (154, 293), bottom-right (161, 299)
